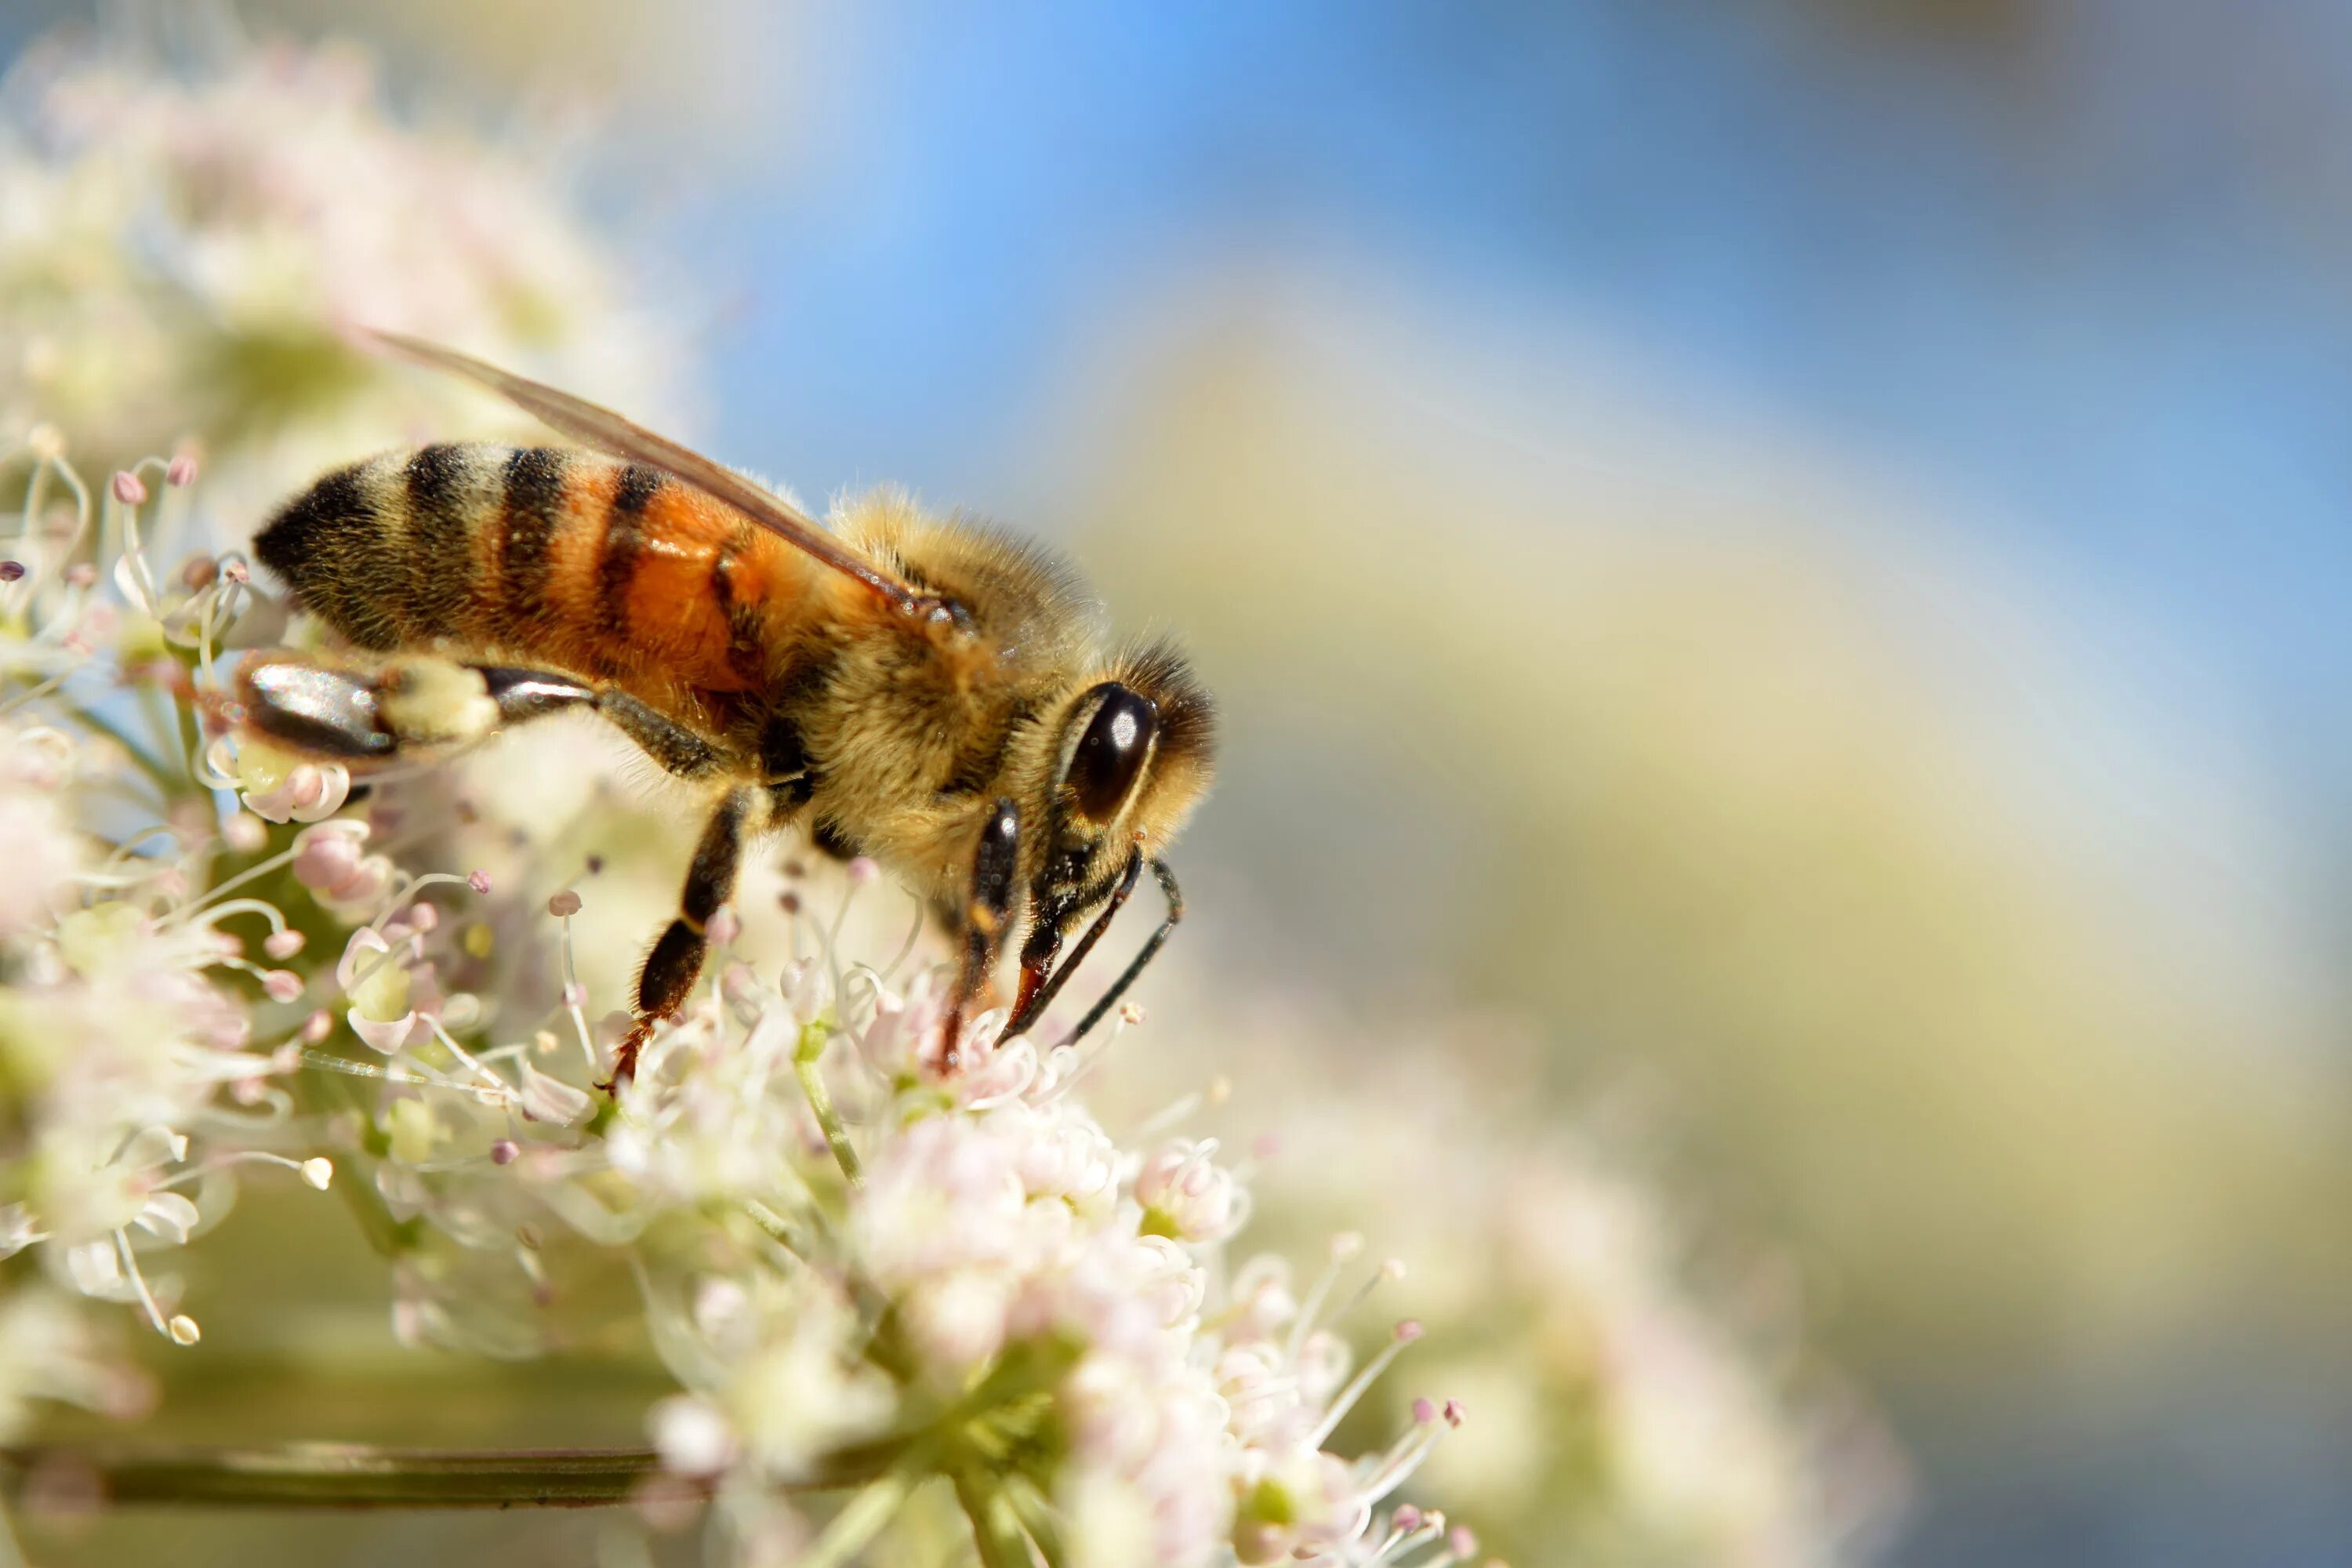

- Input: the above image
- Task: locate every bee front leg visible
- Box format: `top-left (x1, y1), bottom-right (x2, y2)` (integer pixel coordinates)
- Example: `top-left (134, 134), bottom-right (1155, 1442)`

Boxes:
top-left (609, 784), bottom-right (760, 1088)
top-left (1004, 851), bottom-right (1143, 1039)
top-left (939, 797), bottom-right (1022, 1073)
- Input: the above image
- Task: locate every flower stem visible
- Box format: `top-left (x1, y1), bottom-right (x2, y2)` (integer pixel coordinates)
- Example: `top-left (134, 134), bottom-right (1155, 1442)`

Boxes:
top-left (0, 1441), bottom-right (894, 1512)
top-left (0, 1443), bottom-right (675, 1510)
top-left (795, 1018), bottom-right (863, 1186)
top-left (955, 1468), bottom-right (1047, 1568)
top-left (797, 1461), bottom-right (915, 1568)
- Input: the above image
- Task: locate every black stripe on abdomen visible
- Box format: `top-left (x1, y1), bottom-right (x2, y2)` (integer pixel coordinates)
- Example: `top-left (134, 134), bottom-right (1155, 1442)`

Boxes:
top-left (495, 448), bottom-right (566, 644)
top-left (593, 463), bottom-right (662, 674)
top-left (710, 518), bottom-right (769, 687)
top-left (255, 461), bottom-right (401, 651)
top-left (399, 444), bottom-right (479, 643)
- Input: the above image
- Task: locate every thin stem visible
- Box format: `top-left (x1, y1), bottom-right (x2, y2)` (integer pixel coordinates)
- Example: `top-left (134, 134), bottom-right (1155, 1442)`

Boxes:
top-left (956, 1469), bottom-right (1044, 1568)
top-left (797, 1453), bottom-right (923, 1568)
top-left (0, 1445), bottom-right (677, 1511)
top-left (0, 1442), bottom-right (895, 1512)
top-left (795, 1018), bottom-right (863, 1186)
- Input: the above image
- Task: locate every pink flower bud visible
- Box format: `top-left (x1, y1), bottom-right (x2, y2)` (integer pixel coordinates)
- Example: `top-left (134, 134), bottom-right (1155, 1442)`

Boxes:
top-left (111, 469), bottom-right (148, 506)
top-left (490, 1138), bottom-right (520, 1166)
top-left (466, 869), bottom-right (492, 895)
top-left (547, 890), bottom-right (582, 918)
top-left (302, 1009), bottom-right (334, 1044)
top-left (293, 828), bottom-right (363, 891)
top-left (705, 904), bottom-right (740, 946)
top-left (1393, 1319), bottom-right (1425, 1344)
top-left (407, 902), bottom-right (438, 934)
top-left (0, 561), bottom-right (24, 583)
top-left (1393, 1505), bottom-right (1423, 1533)
top-left (1412, 1396), bottom-right (1436, 1425)
top-left (262, 970), bottom-right (305, 1004)
top-left (1443, 1397), bottom-right (1465, 1428)
top-left (846, 856), bottom-right (880, 887)
top-left (166, 453), bottom-right (199, 487)
top-left (263, 929), bottom-right (305, 960)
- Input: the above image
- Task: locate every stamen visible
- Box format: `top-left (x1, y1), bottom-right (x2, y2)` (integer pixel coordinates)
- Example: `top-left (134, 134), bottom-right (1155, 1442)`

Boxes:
top-left (1287, 1231), bottom-right (1366, 1361)
top-left (157, 1152), bottom-right (333, 1190)
top-left (111, 1229), bottom-right (191, 1345)
top-left (1327, 1257), bottom-right (1409, 1331)
top-left (554, 904), bottom-right (596, 1070)
top-left (299, 1049), bottom-right (507, 1104)
top-left (165, 841), bottom-right (308, 924)
top-left (1308, 1318), bottom-right (1423, 1448)
top-left (877, 887), bottom-right (926, 982)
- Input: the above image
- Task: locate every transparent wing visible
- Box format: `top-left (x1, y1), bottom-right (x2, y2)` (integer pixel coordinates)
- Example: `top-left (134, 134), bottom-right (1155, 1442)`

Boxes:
top-left (366, 330), bottom-right (929, 613)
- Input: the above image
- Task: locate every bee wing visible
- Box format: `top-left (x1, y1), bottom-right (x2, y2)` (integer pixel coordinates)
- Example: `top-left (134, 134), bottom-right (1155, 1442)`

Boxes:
top-left (365, 330), bottom-right (930, 613)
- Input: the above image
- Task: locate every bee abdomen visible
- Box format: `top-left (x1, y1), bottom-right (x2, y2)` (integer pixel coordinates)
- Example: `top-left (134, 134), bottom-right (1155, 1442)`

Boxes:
top-left (259, 444), bottom-right (809, 689)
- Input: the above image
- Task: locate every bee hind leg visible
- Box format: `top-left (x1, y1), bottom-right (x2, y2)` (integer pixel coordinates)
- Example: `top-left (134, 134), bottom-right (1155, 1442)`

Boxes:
top-left (232, 656), bottom-right (734, 780)
top-left (469, 669), bottom-right (732, 779)
top-left (608, 783), bottom-right (763, 1089)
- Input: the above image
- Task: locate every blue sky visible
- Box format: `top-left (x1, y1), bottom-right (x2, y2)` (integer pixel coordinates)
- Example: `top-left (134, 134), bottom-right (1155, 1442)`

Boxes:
top-left (669, 3), bottom-right (2350, 844)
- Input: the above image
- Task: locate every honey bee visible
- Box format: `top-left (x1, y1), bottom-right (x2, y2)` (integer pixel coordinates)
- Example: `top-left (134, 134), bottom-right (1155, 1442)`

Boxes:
top-left (238, 333), bottom-right (1214, 1082)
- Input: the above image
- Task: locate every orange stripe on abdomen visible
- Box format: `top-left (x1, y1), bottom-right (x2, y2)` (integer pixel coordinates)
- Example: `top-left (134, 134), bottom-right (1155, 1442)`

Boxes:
top-left (528, 456), bottom-right (826, 691)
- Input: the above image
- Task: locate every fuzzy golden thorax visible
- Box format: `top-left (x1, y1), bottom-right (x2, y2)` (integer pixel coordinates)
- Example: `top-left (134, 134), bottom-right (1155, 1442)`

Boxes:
top-left (805, 492), bottom-right (1216, 924)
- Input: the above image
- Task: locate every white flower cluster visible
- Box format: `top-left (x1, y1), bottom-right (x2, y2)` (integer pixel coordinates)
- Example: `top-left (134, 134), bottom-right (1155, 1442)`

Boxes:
top-left (631, 971), bottom-right (1471, 1566)
top-left (0, 31), bottom-right (681, 528)
top-left (0, 442), bottom-right (337, 1379)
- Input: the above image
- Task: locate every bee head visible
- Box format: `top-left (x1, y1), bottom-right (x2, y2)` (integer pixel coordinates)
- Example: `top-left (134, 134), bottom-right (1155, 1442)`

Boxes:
top-left (1033, 638), bottom-right (1215, 906)
top-left (996, 638), bottom-right (1214, 1034)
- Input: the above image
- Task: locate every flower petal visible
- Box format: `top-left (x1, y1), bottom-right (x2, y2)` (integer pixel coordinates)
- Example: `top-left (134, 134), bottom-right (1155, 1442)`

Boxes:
top-left (133, 1192), bottom-right (201, 1243)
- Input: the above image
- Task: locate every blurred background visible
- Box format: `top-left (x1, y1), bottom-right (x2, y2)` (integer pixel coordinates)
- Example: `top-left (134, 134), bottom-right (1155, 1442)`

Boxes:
top-left (6, 2), bottom-right (2350, 1565)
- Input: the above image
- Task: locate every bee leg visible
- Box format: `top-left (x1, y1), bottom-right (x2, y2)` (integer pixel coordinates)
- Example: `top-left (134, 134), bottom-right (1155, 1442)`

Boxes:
top-left (1057, 858), bottom-right (1183, 1047)
top-left (608, 784), bottom-right (760, 1088)
top-left (938, 797), bottom-right (1022, 1074)
top-left (467, 668), bottom-right (732, 779)
top-left (232, 656), bottom-right (735, 780)
top-left (1004, 851), bottom-right (1143, 1039)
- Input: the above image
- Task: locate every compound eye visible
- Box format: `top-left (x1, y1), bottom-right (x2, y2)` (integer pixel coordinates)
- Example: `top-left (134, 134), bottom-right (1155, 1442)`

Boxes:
top-left (1068, 684), bottom-right (1158, 822)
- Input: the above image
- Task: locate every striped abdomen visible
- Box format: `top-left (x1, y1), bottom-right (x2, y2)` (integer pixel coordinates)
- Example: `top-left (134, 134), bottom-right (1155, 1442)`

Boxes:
top-left (254, 445), bottom-right (824, 691)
